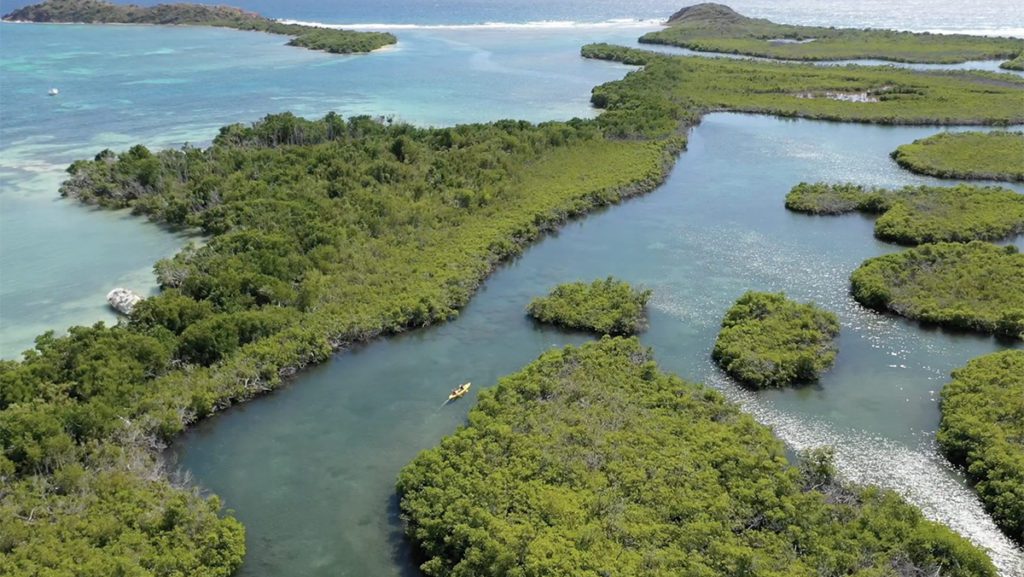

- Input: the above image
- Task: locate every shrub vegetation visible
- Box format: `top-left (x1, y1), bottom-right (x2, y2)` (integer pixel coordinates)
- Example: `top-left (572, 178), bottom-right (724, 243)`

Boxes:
top-left (527, 277), bottom-right (651, 335)
top-left (850, 242), bottom-right (1024, 338)
top-left (1003, 53), bottom-right (1024, 71)
top-left (938, 350), bottom-right (1024, 545)
top-left (786, 182), bottom-right (1024, 244)
top-left (397, 337), bottom-right (996, 577)
top-left (713, 291), bottom-right (840, 388)
top-left (2, 0), bottom-right (397, 54)
top-left (891, 131), bottom-right (1024, 182)
top-left (639, 3), bottom-right (1024, 64)
top-left (583, 44), bottom-right (1024, 139)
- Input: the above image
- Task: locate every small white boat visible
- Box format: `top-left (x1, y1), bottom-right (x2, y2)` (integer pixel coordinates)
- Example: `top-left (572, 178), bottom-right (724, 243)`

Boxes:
top-left (48, 88), bottom-right (59, 96)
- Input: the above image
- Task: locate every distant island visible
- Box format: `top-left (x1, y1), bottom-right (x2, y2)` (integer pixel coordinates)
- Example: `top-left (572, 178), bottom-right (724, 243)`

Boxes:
top-left (640, 3), bottom-right (1024, 66)
top-left (2, 0), bottom-right (397, 54)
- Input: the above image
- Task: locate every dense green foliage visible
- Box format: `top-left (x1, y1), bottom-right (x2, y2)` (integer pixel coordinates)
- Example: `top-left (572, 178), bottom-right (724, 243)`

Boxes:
top-left (398, 337), bottom-right (996, 577)
top-left (583, 44), bottom-right (1024, 138)
top-left (938, 350), bottom-right (1024, 545)
top-left (850, 242), bottom-right (1024, 338)
top-left (785, 182), bottom-right (891, 215)
top-left (284, 28), bottom-right (395, 54)
top-left (0, 466), bottom-right (245, 576)
top-left (1003, 53), bottom-right (1024, 71)
top-left (786, 182), bottom-right (1024, 244)
top-left (639, 3), bottom-right (1024, 64)
top-left (2, 111), bottom-right (678, 574)
top-left (2, 0), bottom-right (397, 54)
top-left (0, 325), bottom-right (246, 576)
top-left (713, 291), bottom-right (839, 388)
top-left (891, 131), bottom-right (1024, 182)
top-left (526, 277), bottom-right (651, 335)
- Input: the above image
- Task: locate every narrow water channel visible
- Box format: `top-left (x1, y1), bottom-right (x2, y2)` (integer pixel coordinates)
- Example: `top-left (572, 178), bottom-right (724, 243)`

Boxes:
top-left (173, 114), bottom-right (1024, 577)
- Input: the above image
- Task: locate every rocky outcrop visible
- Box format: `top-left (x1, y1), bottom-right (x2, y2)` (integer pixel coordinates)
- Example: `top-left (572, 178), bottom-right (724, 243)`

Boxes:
top-left (107, 287), bottom-right (143, 315)
top-left (666, 3), bottom-right (744, 25)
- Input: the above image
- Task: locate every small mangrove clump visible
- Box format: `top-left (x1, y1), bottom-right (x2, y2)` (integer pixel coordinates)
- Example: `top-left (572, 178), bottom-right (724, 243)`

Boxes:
top-left (850, 241), bottom-right (1024, 338)
top-left (786, 182), bottom-right (1024, 245)
top-left (527, 277), bottom-right (651, 335)
top-left (938, 350), bottom-right (1024, 545)
top-left (713, 291), bottom-right (840, 388)
top-left (1002, 53), bottom-right (1024, 71)
top-left (891, 131), bottom-right (1024, 182)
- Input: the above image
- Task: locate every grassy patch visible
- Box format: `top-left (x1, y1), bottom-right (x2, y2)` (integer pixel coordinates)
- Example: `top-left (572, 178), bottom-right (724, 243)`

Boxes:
top-left (639, 3), bottom-right (1024, 64)
top-left (938, 350), bottom-right (1024, 545)
top-left (583, 44), bottom-right (1024, 138)
top-left (397, 337), bottom-right (996, 577)
top-left (527, 277), bottom-right (651, 335)
top-left (850, 242), bottom-right (1024, 338)
top-left (713, 291), bottom-right (839, 388)
top-left (891, 131), bottom-right (1024, 182)
top-left (3, 0), bottom-right (397, 54)
top-left (786, 182), bottom-right (1024, 244)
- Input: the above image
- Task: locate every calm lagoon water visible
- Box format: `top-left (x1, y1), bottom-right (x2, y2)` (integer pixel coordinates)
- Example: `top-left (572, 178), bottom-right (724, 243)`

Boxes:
top-left (2, 2), bottom-right (1024, 576)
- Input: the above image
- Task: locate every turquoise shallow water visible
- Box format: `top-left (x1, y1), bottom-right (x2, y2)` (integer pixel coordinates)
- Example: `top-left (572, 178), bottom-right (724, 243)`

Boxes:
top-left (2, 6), bottom-right (1024, 576)
top-left (173, 115), bottom-right (1024, 577)
top-left (0, 21), bottom-right (658, 357)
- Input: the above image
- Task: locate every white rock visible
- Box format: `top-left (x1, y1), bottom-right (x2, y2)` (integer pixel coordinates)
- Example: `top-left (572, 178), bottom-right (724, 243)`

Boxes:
top-left (107, 288), bottom-right (144, 315)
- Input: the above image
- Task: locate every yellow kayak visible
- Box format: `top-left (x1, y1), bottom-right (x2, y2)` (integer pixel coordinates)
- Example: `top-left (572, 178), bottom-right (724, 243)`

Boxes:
top-left (448, 382), bottom-right (471, 401)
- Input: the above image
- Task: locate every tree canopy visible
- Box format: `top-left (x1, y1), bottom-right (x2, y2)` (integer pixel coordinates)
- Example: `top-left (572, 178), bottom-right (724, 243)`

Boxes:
top-left (850, 242), bottom-right (1024, 338)
top-left (4, 19), bottom-right (1023, 574)
top-left (638, 3), bottom-right (1023, 65)
top-left (583, 44), bottom-right (1024, 139)
top-left (891, 131), bottom-right (1024, 182)
top-left (713, 291), bottom-right (840, 388)
top-left (938, 350), bottom-right (1024, 545)
top-left (3, 112), bottom-right (678, 575)
top-left (527, 277), bottom-right (652, 335)
top-left (398, 337), bottom-right (996, 577)
top-left (786, 182), bottom-right (1024, 245)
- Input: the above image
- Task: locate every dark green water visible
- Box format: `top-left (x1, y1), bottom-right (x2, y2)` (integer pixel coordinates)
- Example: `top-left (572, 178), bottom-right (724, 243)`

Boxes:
top-left (173, 114), bottom-right (1024, 576)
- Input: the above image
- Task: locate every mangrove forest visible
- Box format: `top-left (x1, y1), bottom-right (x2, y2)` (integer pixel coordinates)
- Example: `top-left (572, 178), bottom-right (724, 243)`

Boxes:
top-left (891, 131), bottom-right (1024, 182)
top-left (3, 8), bottom-right (1024, 575)
top-left (786, 182), bottom-right (1024, 244)
top-left (398, 337), bottom-right (995, 577)
top-left (850, 242), bottom-right (1024, 339)
top-left (938, 350), bottom-right (1024, 545)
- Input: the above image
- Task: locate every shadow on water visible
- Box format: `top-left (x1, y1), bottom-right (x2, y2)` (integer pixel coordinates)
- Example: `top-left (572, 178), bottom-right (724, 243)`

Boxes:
top-left (387, 493), bottom-right (428, 577)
